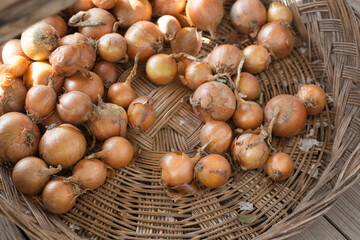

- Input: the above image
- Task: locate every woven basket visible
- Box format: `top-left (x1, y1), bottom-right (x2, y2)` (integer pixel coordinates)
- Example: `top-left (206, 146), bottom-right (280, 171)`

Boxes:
top-left (1, 0), bottom-right (359, 239)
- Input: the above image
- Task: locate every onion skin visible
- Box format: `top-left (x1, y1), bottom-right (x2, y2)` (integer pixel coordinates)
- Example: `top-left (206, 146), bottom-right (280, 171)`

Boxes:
top-left (25, 85), bottom-right (57, 119)
top-left (186, 0), bottom-right (224, 38)
top-left (257, 22), bottom-right (295, 59)
top-left (201, 117), bottom-right (232, 154)
top-left (243, 45), bottom-right (270, 74)
top-left (1, 39), bottom-right (29, 64)
top-left (233, 99), bottom-right (263, 130)
top-left (0, 77), bottom-right (27, 115)
top-left (207, 45), bottom-right (244, 74)
top-left (230, 0), bottom-right (266, 35)
top-left (182, 62), bottom-right (213, 90)
top-left (21, 22), bottom-right (59, 61)
top-left (267, 2), bottom-right (293, 25)
top-left (157, 15), bottom-right (181, 41)
top-left (266, 152), bottom-right (293, 181)
top-left (41, 178), bottom-right (77, 214)
top-left (146, 54), bottom-right (178, 85)
top-left (39, 124), bottom-right (87, 168)
top-left (63, 72), bottom-right (104, 103)
top-left (98, 33), bottom-right (128, 63)
top-left (264, 95), bottom-right (307, 137)
top-left (296, 84), bottom-right (326, 115)
top-left (40, 15), bottom-right (68, 38)
top-left (171, 27), bottom-right (202, 56)
top-left (127, 96), bottom-right (156, 131)
top-left (112, 0), bottom-right (152, 29)
top-left (124, 21), bottom-right (164, 62)
top-left (5, 56), bottom-right (30, 78)
top-left (107, 82), bottom-right (136, 109)
top-left (195, 154), bottom-right (231, 188)
top-left (191, 81), bottom-right (236, 122)
top-left (231, 133), bottom-right (270, 170)
top-left (71, 158), bottom-right (108, 190)
top-left (233, 72), bottom-right (261, 101)
top-left (153, 0), bottom-right (186, 15)
top-left (0, 112), bottom-right (40, 163)
top-left (12, 157), bottom-right (61, 195)
top-left (93, 61), bottom-right (117, 88)
top-left (93, 0), bottom-right (117, 9)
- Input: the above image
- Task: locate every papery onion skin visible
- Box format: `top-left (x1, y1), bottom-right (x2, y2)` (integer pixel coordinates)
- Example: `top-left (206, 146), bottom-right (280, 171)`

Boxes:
top-left (146, 54), bottom-right (178, 85)
top-left (41, 177), bottom-right (77, 214)
top-left (195, 154), bottom-right (231, 188)
top-left (127, 96), bottom-right (156, 131)
top-left (266, 152), bottom-right (294, 181)
top-left (257, 22), bottom-right (295, 59)
top-left (124, 21), bottom-right (164, 62)
top-left (21, 22), bottom-right (59, 61)
top-left (112, 0), bottom-right (152, 29)
top-left (40, 15), bottom-right (68, 38)
top-left (267, 2), bottom-right (293, 25)
top-left (12, 156), bottom-right (61, 195)
top-left (264, 94), bottom-right (307, 137)
top-left (243, 45), bottom-right (270, 74)
top-left (93, 61), bottom-right (117, 88)
top-left (98, 33), bottom-right (128, 63)
top-left (207, 45), bottom-right (244, 74)
top-left (157, 15), bottom-right (181, 41)
top-left (39, 124), bottom-right (86, 168)
top-left (230, 0), bottom-right (266, 35)
top-left (72, 158), bottom-right (108, 189)
top-left (182, 62), bottom-right (213, 90)
top-left (1, 39), bottom-right (29, 64)
top-left (93, 0), bottom-right (117, 9)
top-left (153, 0), bottom-right (186, 15)
top-left (296, 84), bottom-right (326, 115)
top-left (233, 72), bottom-right (261, 101)
top-left (0, 112), bottom-right (40, 163)
top-left (191, 81), bottom-right (236, 121)
top-left (171, 27), bottom-right (202, 56)
top-left (0, 77), bottom-right (27, 115)
top-left (201, 118), bottom-right (232, 154)
top-left (25, 85), bottom-right (57, 119)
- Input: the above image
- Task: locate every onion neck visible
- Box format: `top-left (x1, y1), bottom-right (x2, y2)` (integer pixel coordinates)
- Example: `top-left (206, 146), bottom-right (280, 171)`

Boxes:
top-left (41, 165), bottom-right (62, 176)
top-left (85, 149), bottom-right (108, 160)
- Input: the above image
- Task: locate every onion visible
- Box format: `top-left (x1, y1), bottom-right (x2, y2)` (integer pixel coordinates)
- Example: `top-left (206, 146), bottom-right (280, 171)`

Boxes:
top-left (92, 0), bottom-right (117, 9)
top-left (124, 21), bottom-right (164, 62)
top-left (41, 178), bottom-right (78, 214)
top-left (0, 76), bottom-right (27, 115)
top-left (40, 15), bottom-right (68, 38)
top-left (65, 0), bottom-right (95, 18)
top-left (40, 109), bottom-right (64, 128)
top-left (23, 61), bottom-right (64, 95)
top-left (296, 84), bottom-right (326, 115)
top-left (232, 72), bottom-right (261, 101)
top-left (186, 0), bottom-right (224, 38)
top-left (177, 58), bottom-right (193, 76)
top-left (230, 0), bottom-right (266, 35)
top-left (243, 45), bottom-right (270, 74)
top-left (68, 8), bottom-right (116, 40)
top-left (63, 71), bottom-right (104, 103)
top-left (87, 97), bottom-right (128, 140)
top-left (257, 22), bottom-right (295, 59)
top-left (181, 61), bottom-right (213, 90)
top-left (157, 15), bottom-right (181, 41)
top-left (21, 22), bottom-right (59, 60)
top-left (233, 90), bottom-right (263, 130)
top-left (5, 56), bottom-right (30, 77)
top-left (57, 91), bottom-right (93, 125)
top-left (127, 96), bottom-right (156, 131)
top-left (264, 95), bottom-right (307, 137)
top-left (0, 112), bottom-right (40, 163)
top-left (190, 81), bottom-right (236, 121)
top-left (195, 154), bottom-right (231, 188)
top-left (266, 152), bottom-right (293, 181)
top-left (98, 33), bottom-right (128, 62)
top-left (231, 131), bottom-right (270, 170)
top-left (200, 114), bottom-right (232, 154)
top-left (107, 81), bottom-right (136, 109)
top-left (58, 32), bottom-right (92, 46)
top-left (146, 54), bottom-right (178, 85)
top-left (86, 136), bottom-right (133, 169)
top-left (39, 124), bottom-right (87, 168)
top-left (207, 44), bottom-right (244, 74)
top-left (171, 27), bottom-right (202, 56)
top-left (267, 2), bottom-right (293, 25)
top-left (153, 0), bottom-right (186, 15)
top-left (25, 83), bottom-right (57, 120)
top-left (1, 39), bottom-right (29, 64)
top-left (112, 0), bottom-right (152, 29)
top-left (93, 61), bottom-right (117, 88)
top-left (12, 157), bottom-right (62, 195)
top-left (70, 158), bottom-right (111, 189)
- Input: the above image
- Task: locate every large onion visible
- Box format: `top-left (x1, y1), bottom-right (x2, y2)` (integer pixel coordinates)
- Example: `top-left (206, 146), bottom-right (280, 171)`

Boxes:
top-left (207, 45), bottom-right (244, 74)
top-left (0, 112), bottom-right (40, 163)
top-left (112, 0), bottom-right (152, 29)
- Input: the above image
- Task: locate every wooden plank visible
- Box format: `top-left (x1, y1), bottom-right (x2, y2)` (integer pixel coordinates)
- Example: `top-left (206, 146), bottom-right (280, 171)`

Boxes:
top-left (0, 0), bottom-right (77, 43)
top-left (0, 214), bottom-right (26, 240)
top-left (289, 216), bottom-right (346, 240)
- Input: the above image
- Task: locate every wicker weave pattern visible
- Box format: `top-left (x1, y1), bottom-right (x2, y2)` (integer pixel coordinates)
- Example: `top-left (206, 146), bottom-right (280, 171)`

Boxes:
top-left (0, 0), bottom-right (359, 239)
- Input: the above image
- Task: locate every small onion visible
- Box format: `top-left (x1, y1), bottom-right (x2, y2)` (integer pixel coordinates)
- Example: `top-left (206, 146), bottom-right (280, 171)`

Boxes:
top-left (127, 96), bottom-right (156, 131)
top-left (232, 72), bottom-right (261, 101)
top-left (207, 44), bottom-right (244, 74)
top-left (21, 22), bottom-right (59, 60)
top-left (266, 152), bottom-right (294, 181)
top-left (65, 0), bottom-right (95, 17)
top-left (230, 0), bottom-right (266, 35)
top-left (181, 61), bottom-right (213, 90)
top-left (153, 0), bottom-right (186, 15)
top-left (112, 0), bottom-right (152, 29)
top-left (146, 54), bottom-right (178, 85)
top-left (1, 39), bottom-right (29, 64)
top-left (267, 2), bottom-right (293, 25)
top-left (124, 21), bottom-right (164, 62)
top-left (296, 84), bottom-right (327, 115)
top-left (243, 45), bottom-right (270, 74)
top-left (157, 15), bottom-right (181, 41)
top-left (92, 0), bottom-right (117, 9)
top-left (93, 61), bottom-right (118, 88)
top-left (107, 81), bottom-right (136, 109)
top-left (98, 33), bottom-right (128, 63)
top-left (195, 154), bottom-right (231, 188)
top-left (0, 112), bottom-right (40, 163)
top-left (25, 84), bottom-right (57, 120)
top-left (12, 157), bottom-right (62, 195)
top-left (86, 136), bottom-right (134, 169)
top-left (171, 27), bottom-right (202, 56)
top-left (5, 56), bottom-right (30, 77)
top-left (264, 95), bottom-right (307, 137)
top-left (41, 178), bottom-right (78, 214)
top-left (190, 81), bottom-right (236, 121)
top-left (39, 124), bottom-right (87, 168)
top-left (257, 22), bottom-right (295, 59)
top-left (0, 76), bottom-right (27, 115)
top-left (186, 0), bottom-right (224, 38)
top-left (40, 15), bottom-right (68, 38)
